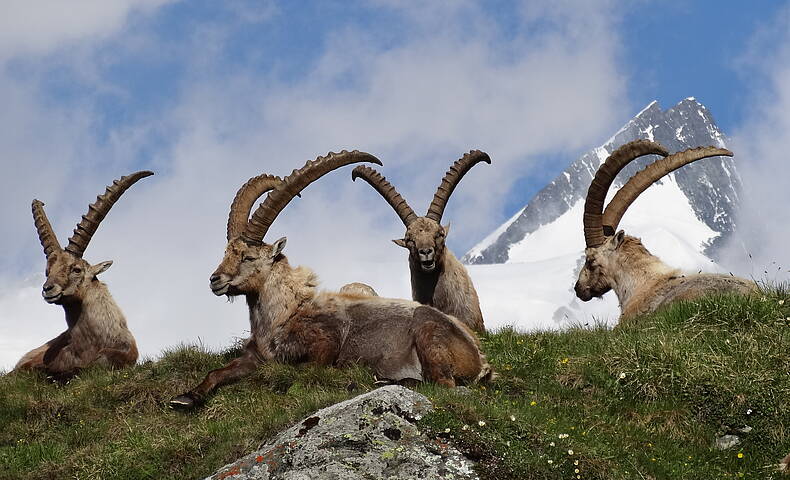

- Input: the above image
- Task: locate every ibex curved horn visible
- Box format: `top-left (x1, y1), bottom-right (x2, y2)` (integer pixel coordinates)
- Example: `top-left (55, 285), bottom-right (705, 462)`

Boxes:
top-left (242, 150), bottom-right (382, 245)
top-left (227, 174), bottom-right (284, 241)
top-left (64, 171), bottom-right (154, 257)
top-left (601, 146), bottom-right (733, 232)
top-left (32, 200), bottom-right (61, 258)
top-left (583, 140), bottom-right (669, 248)
top-left (426, 150), bottom-right (491, 222)
top-left (352, 165), bottom-right (417, 226)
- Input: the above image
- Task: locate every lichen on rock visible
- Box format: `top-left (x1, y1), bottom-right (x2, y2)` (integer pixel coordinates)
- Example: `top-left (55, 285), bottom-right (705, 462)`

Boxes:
top-left (207, 385), bottom-right (478, 480)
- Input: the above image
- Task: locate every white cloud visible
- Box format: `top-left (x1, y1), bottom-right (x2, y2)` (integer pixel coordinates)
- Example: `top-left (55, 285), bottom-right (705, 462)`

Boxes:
top-left (0, 0), bottom-right (175, 60)
top-left (721, 5), bottom-right (790, 280)
top-left (0, 2), bottom-right (629, 369)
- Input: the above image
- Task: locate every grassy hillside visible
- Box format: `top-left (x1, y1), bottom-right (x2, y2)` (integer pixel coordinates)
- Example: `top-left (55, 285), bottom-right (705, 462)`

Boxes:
top-left (1, 291), bottom-right (789, 479)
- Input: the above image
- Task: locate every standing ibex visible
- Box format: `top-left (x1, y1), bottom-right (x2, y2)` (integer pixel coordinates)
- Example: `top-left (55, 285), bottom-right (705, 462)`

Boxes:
top-left (575, 140), bottom-right (755, 320)
top-left (169, 151), bottom-right (491, 409)
top-left (351, 151), bottom-right (489, 332)
top-left (14, 171), bottom-right (152, 377)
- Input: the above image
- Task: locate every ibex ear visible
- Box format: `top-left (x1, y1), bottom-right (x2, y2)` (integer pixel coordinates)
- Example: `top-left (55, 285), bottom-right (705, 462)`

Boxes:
top-left (392, 238), bottom-right (407, 248)
top-left (271, 237), bottom-right (287, 258)
top-left (442, 223), bottom-right (451, 236)
top-left (90, 261), bottom-right (113, 277)
top-left (614, 230), bottom-right (626, 249)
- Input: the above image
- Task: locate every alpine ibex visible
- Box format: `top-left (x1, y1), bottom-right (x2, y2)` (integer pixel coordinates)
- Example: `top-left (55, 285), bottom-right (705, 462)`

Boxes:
top-left (14, 171), bottom-right (152, 377)
top-left (351, 151), bottom-right (489, 332)
top-left (575, 140), bottom-right (755, 320)
top-left (169, 151), bottom-right (491, 409)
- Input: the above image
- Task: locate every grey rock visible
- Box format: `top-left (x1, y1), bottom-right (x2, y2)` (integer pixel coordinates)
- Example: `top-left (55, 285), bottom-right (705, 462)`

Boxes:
top-left (715, 434), bottom-right (741, 450)
top-left (464, 98), bottom-right (741, 265)
top-left (206, 385), bottom-right (478, 480)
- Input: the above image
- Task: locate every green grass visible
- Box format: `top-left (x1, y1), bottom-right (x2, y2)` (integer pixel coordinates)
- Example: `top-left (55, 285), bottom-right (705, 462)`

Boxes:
top-left (1, 291), bottom-right (789, 479)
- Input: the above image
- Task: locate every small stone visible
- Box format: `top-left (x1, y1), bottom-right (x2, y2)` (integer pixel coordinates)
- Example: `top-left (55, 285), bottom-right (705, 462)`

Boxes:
top-left (715, 434), bottom-right (741, 450)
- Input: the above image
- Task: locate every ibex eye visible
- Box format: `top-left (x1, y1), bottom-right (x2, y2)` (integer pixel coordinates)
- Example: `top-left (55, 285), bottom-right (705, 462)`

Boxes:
top-left (243, 256), bottom-right (256, 262)
top-left (72, 267), bottom-right (82, 274)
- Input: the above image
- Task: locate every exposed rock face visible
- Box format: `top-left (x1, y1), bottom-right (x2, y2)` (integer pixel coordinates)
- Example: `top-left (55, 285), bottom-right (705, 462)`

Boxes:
top-left (206, 386), bottom-right (478, 480)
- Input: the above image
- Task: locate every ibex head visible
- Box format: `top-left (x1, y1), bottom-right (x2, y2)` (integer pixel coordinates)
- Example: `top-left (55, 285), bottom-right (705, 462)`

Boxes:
top-left (210, 151), bottom-right (382, 297)
top-left (575, 230), bottom-right (627, 301)
top-left (575, 140), bottom-right (732, 301)
top-left (393, 218), bottom-right (449, 273)
top-left (353, 150), bottom-right (490, 273)
top-left (32, 171), bottom-right (153, 304)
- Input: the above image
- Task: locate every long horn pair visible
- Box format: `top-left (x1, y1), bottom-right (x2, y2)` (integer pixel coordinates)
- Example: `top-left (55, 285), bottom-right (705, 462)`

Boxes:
top-left (237, 150), bottom-right (382, 245)
top-left (32, 171), bottom-right (154, 258)
top-left (352, 150), bottom-right (490, 225)
top-left (583, 140), bottom-right (732, 247)
top-left (583, 140), bottom-right (669, 248)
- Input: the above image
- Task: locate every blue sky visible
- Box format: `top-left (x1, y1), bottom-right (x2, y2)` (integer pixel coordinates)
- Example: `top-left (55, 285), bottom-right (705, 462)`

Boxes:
top-left (5, 1), bottom-right (786, 228)
top-left (1, 1), bottom-right (789, 367)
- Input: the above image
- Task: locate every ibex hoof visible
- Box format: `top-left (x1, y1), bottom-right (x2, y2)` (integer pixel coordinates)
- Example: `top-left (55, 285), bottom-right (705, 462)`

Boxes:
top-left (169, 393), bottom-right (198, 410)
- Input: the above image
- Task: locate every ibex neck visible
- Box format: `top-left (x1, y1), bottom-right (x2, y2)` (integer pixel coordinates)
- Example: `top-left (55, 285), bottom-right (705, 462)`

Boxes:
top-left (409, 254), bottom-right (445, 304)
top-left (63, 281), bottom-right (125, 330)
top-left (248, 260), bottom-right (317, 337)
top-left (610, 251), bottom-right (678, 312)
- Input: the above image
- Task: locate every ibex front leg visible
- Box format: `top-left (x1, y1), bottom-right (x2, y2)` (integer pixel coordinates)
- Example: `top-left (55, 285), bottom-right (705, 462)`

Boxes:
top-left (170, 341), bottom-right (264, 410)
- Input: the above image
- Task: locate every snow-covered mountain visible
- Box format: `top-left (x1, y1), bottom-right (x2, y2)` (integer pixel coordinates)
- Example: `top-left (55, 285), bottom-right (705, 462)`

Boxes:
top-left (463, 98), bottom-right (742, 330)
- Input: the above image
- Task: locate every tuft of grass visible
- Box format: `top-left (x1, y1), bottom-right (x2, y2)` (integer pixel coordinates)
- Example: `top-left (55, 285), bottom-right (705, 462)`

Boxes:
top-left (1, 291), bottom-right (788, 479)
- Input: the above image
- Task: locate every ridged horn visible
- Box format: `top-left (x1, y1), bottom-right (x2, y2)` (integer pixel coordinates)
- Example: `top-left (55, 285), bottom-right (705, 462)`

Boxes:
top-left (426, 150), bottom-right (491, 222)
top-left (227, 174), bottom-right (284, 241)
top-left (602, 145), bottom-right (733, 232)
top-left (64, 171), bottom-right (154, 257)
top-left (583, 140), bottom-right (669, 248)
top-left (32, 200), bottom-right (61, 258)
top-left (242, 150), bottom-right (382, 244)
top-left (352, 165), bottom-right (417, 226)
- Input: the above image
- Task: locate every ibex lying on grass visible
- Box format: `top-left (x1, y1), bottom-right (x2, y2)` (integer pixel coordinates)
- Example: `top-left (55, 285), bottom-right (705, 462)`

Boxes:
top-left (170, 151), bottom-right (492, 409)
top-left (575, 140), bottom-right (755, 320)
top-left (351, 151), bottom-right (489, 332)
top-left (14, 171), bottom-right (152, 377)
